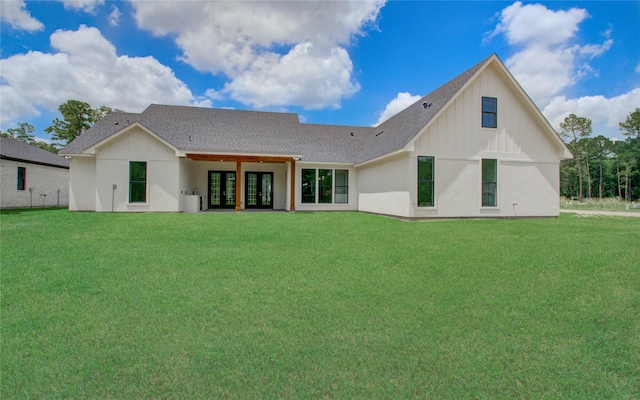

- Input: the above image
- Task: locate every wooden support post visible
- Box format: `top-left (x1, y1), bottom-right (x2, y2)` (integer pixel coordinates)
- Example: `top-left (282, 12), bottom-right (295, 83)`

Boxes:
top-left (235, 160), bottom-right (242, 211)
top-left (290, 159), bottom-right (296, 211)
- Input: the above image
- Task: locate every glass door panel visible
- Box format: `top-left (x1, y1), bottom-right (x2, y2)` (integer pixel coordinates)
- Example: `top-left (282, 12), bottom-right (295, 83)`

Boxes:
top-left (261, 174), bottom-right (272, 206)
top-left (245, 172), bottom-right (273, 209)
top-left (208, 171), bottom-right (236, 209)
top-left (209, 172), bottom-right (221, 207)
top-left (225, 173), bottom-right (236, 206)
top-left (246, 173), bottom-right (258, 206)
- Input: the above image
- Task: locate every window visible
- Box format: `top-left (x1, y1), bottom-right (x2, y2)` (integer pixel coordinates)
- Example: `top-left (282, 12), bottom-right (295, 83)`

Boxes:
top-left (482, 159), bottom-right (497, 207)
top-left (417, 156), bottom-right (434, 207)
top-left (335, 170), bottom-right (349, 204)
top-left (17, 167), bottom-right (26, 191)
top-left (318, 169), bottom-right (332, 203)
top-left (482, 97), bottom-right (497, 128)
top-left (301, 168), bottom-right (348, 204)
top-left (302, 169), bottom-right (316, 203)
top-left (129, 161), bottom-right (147, 203)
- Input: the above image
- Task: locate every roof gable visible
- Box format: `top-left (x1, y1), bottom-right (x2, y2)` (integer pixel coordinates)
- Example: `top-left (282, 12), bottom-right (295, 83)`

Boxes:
top-left (355, 55), bottom-right (492, 165)
top-left (59, 111), bottom-right (142, 155)
top-left (483, 57), bottom-right (572, 159)
top-left (356, 54), bottom-right (571, 165)
top-left (83, 121), bottom-right (180, 156)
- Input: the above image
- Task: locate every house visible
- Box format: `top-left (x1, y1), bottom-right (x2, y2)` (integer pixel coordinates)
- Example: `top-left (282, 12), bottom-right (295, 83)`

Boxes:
top-left (0, 136), bottom-right (70, 209)
top-left (60, 54), bottom-right (572, 218)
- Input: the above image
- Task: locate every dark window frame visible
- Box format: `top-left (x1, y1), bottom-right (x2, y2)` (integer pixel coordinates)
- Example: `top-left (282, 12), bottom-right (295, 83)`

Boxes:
top-left (482, 159), bottom-right (497, 207)
top-left (301, 169), bottom-right (316, 203)
top-left (482, 97), bottom-right (497, 128)
top-left (417, 156), bottom-right (434, 207)
top-left (335, 170), bottom-right (349, 204)
top-left (318, 169), bottom-right (333, 204)
top-left (129, 161), bottom-right (147, 203)
top-left (301, 168), bottom-right (349, 204)
top-left (17, 167), bottom-right (26, 191)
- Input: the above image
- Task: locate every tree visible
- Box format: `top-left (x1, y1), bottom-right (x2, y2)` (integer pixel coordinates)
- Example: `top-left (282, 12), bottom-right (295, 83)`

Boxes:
top-left (45, 100), bottom-right (114, 145)
top-left (559, 114), bottom-right (592, 200)
top-left (1, 122), bottom-right (61, 153)
top-left (2, 122), bottom-right (36, 143)
top-left (618, 109), bottom-right (640, 201)
top-left (591, 135), bottom-right (611, 199)
top-left (619, 108), bottom-right (640, 144)
top-left (33, 141), bottom-right (60, 154)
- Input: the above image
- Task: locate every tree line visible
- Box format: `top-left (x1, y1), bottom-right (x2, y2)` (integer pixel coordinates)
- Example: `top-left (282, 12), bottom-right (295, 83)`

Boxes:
top-left (1, 100), bottom-right (115, 153)
top-left (559, 109), bottom-right (639, 202)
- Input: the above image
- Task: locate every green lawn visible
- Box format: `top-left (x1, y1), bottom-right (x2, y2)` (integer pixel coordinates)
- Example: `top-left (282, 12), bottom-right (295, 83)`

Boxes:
top-left (1, 210), bottom-right (639, 399)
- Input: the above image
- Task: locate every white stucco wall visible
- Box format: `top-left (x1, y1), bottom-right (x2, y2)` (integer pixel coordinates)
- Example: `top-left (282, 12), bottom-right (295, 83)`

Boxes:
top-left (357, 153), bottom-right (412, 217)
top-left (68, 157), bottom-right (95, 211)
top-left (295, 163), bottom-right (359, 212)
top-left (0, 159), bottom-right (69, 209)
top-left (498, 161), bottom-right (560, 217)
top-left (93, 126), bottom-right (180, 212)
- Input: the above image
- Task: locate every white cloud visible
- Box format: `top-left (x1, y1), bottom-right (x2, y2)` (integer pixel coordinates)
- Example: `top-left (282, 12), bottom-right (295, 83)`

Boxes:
top-left (224, 42), bottom-right (360, 109)
top-left (373, 92), bottom-right (422, 127)
top-left (0, 25), bottom-right (204, 125)
top-left (108, 6), bottom-right (121, 27)
top-left (59, 0), bottom-right (104, 14)
top-left (0, 0), bottom-right (44, 31)
top-left (579, 39), bottom-right (614, 59)
top-left (131, 0), bottom-right (385, 109)
top-left (0, 85), bottom-right (40, 124)
top-left (488, 1), bottom-right (614, 106)
top-left (542, 89), bottom-right (640, 139)
top-left (488, 1), bottom-right (587, 46)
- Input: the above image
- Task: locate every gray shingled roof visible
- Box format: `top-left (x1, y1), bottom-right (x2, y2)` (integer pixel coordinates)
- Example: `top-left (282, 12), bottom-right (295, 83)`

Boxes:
top-left (61, 55), bottom-right (493, 164)
top-left (1, 136), bottom-right (69, 168)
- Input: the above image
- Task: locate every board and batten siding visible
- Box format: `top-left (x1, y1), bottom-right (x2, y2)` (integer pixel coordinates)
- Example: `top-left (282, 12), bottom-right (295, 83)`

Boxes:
top-left (409, 62), bottom-right (561, 217)
top-left (356, 62), bottom-right (563, 218)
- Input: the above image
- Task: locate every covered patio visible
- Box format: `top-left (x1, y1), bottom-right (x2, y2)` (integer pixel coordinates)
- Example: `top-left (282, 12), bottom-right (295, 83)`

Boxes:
top-left (183, 153), bottom-right (299, 212)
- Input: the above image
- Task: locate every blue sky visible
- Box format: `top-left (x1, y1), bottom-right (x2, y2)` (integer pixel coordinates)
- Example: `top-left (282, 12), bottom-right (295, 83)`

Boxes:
top-left (1, 0), bottom-right (638, 143)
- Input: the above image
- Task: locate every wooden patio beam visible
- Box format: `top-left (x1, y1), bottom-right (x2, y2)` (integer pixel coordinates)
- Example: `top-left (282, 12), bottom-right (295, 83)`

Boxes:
top-left (187, 154), bottom-right (295, 163)
top-left (235, 160), bottom-right (241, 212)
top-left (290, 159), bottom-right (296, 211)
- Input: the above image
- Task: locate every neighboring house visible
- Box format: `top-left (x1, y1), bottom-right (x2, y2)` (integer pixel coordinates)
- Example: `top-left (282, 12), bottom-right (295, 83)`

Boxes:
top-left (60, 54), bottom-right (572, 218)
top-left (0, 136), bottom-right (70, 209)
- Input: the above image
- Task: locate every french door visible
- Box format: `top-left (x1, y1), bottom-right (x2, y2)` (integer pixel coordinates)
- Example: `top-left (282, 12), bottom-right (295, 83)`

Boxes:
top-left (245, 172), bottom-right (273, 209)
top-left (208, 171), bottom-right (236, 209)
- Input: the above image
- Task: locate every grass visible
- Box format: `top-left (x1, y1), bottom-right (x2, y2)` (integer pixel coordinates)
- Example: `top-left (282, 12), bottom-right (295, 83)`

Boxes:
top-left (560, 196), bottom-right (640, 212)
top-left (1, 210), bottom-right (639, 398)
